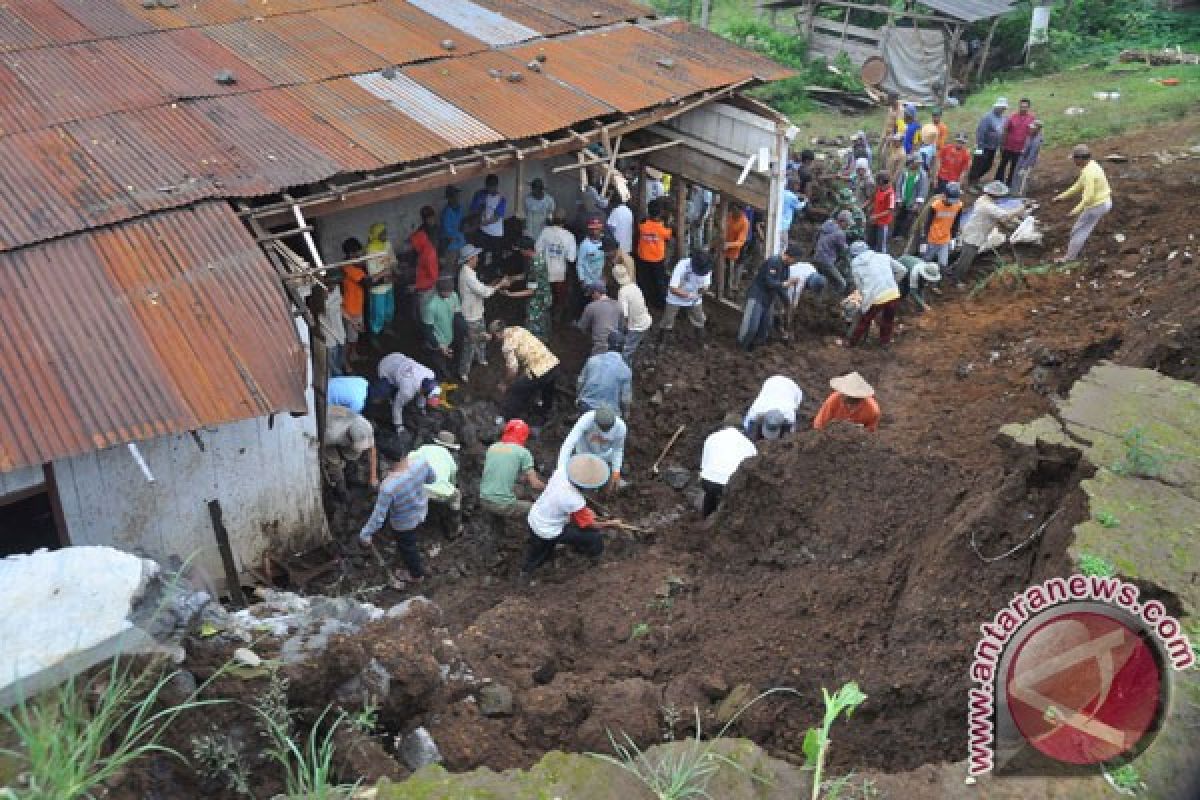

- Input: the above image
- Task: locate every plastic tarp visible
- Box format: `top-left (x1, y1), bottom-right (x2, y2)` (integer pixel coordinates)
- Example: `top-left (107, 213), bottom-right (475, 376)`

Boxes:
top-left (879, 26), bottom-right (947, 104)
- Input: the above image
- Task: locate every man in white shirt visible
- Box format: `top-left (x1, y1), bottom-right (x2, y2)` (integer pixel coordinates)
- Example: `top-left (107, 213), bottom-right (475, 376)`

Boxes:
top-left (700, 412), bottom-right (757, 517)
top-left (659, 251), bottom-right (713, 347)
top-left (606, 197), bottom-right (634, 255)
top-left (557, 407), bottom-right (626, 492)
top-left (377, 352), bottom-right (442, 433)
top-left (456, 244), bottom-right (511, 382)
top-left (534, 212), bottom-right (577, 323)
top-left (322, 404), bottom-right (378, 501)
top-left (523, 178), bottom-right (556, 242)
top-left (612, 261), bottom-right (651, 364)
top-left (521, 454), bottom-right (621, 582)
top-left (744, 375), bottom-right (804, 440)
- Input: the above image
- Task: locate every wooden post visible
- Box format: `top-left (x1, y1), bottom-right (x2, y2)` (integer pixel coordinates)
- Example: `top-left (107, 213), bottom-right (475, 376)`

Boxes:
top-left (674, 179), bottom-right (689, 264)
top-left (976, 17), bottom-right (999, 84)
top-left (944, 23), bottom-right (963, 106)
top-left (841, 4), bottom-right (851, 45)
top-left (514, 159), bottom-right (525, 229)
top-left (714, 195), bottom-right (728, 301)
top-left (635, 159), bottom-right (648, 220)
top-left (208, 499), bottom-right (248, 608)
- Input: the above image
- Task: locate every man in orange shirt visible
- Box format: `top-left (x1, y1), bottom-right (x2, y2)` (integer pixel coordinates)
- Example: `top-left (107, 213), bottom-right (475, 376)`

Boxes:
top-left (936, 133), bottom-right (972, 195)
top-left (813, 372), bottom-right (880, 432)
top-left (636, 200), bottom-right (673, 309)
top-left (340, 237), bottom-right (368, 365)
top-left (923, 182), bottom-right (963, 272)
top-left (931, 107), bottom-right (949, 149)
top-left (723, 205), bottom-right (749, 269)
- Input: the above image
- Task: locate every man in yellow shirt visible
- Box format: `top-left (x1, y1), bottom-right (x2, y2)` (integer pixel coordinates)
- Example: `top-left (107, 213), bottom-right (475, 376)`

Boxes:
top-left (1054, 144), bottom-right (1112, 263)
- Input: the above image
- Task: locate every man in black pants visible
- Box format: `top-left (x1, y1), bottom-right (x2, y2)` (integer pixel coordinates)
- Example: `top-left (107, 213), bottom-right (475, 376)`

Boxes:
top-left (520, 454), bottom-right (621, 582)
top-left (488, 320), bottom-right (562, 421)
top-left (699, 413), bottom-right (757, 518)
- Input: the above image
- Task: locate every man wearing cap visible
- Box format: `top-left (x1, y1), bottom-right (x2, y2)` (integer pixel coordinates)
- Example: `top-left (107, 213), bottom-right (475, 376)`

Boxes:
top-left (700, 412), bottom-right (758, 518)
top-left (420, 275), bottom-right (463, 380)
top-left (924, 182), bottom-right (964, 273)
top-left (377, 352), bottom-right (442, 434)
top-left (1013, 119), bottom-right (1044, 196)
top-left (558, 408), bottom-right (627, 492)
top-left (895, 255), bottom-right (941, 313)
top-left (480, 420), bottom-right (545, 518)
top-left (469, 174), bottom-right (508, 270)
top-left (575, 216), bottom-right (607, 315)
top-left (917, 123), bottom-right (941, 173)
top-left (535, 212), bottom-right (577, 323)
top-left (328, 375), bottom-right (369, 414)
top-left (953, 181), bottom-right (1028, 282)
top-left (901, 105), bottom-right (921, 155)
top-left (849, 161), bottom-right (875, 213)
top-left (457, 244), bottom-right (510, 382)
top-left (892, 154), bottom-right (929, 244)
top-left (847, 241), bottom-right (902, 347)
top-left (521, 453), bottom-right (622, 581)
top-left (936, 133), bottom-right (972, 195)
top-left (607, 195), bottom-right (635, 256)
top-left (814, 211), bottom-right (853, 294)
top-left (577, 279), bottom-right (623, 356)
top-left (412, 432), bottom-right (463, 532)
top-left (1054, 144), bottom-right (1112, 264)
top-left (969, 98), bottom-right (1008, 186)
top-left (738, 244), bottom-right (805, 351)
top-left (323, 404), bottom-right (378, 501)
top-left (439, 186), bottom-right (466, 263)
top-left (841, 135), bottom-right (871, 179)
top-left (523, 178), bottom-right (556, 242)
top-left (613, 260), bottom-right (651, 365)
top-left (636, 201), bottom-right (673, 309)
top-left (659, 250), bottom-right (713, 345)
top-left (744, 375), bottom-right (803, 440)
top-left (490, 320), bottom-right (562, 420)
top-left (359, 437), bottom-right (437, 587)
top-left (577, 330), bottom-right (632, 415)
top-left (814, 373), bottom-right (881, 432)
top-left (996, 98), bottom-right (1035, 187)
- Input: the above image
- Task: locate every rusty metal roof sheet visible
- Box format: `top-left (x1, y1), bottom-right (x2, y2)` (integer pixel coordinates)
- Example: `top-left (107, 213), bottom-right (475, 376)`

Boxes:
top-left (260, 14), bottom-right (387, 78)
top-left (113, 29), bottom-right (274, 100)
top-left (0, 201), bottom-right (307, 471)
top-left (912, 0), bottom-right (1018, 23)
top-left (5, 39), bottom-right (167, 129)
top-left (406, 0), bottom-right (541, 45)
top-left (466, 0), bottom-right (575, 36)
top-left (510, 0), bottom-right (651, 29)
top-left (0, 63), bottom-right (51, 136)
top-left (0, 127), bottom-right (141, 250)
top-left (49, 0), bottom-right (156, 38)
top-left (247, 85), bottom-right (384, 174)
top-left (646, 19), bottom-right (796, 83)
top-left (351, 71), bottom-right (502, 151)
top-left (403, 50), bottom-right (613, 139)
top-left (0, 1), bottom-right (94, 51)
top-left (313, 4), bottom-right (486, 66)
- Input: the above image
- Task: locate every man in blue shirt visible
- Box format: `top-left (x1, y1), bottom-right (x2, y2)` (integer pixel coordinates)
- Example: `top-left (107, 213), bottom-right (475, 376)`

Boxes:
top-left (575, 216), bottom-right (606, 315)
top-left (577, 330), bottom-right (632, 415)
top-left (359, 438), bottom-right (437, 586)
top-left (968, 97), bottom-right (1008, 186)
top-left (439, 185), bottom-right (466, 263)
top-left (778, 179), bottom-right (805, 253)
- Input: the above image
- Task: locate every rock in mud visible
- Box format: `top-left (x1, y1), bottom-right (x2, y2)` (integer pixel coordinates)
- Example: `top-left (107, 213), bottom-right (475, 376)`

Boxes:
top-left (398, 726), bottom-right (442, 771)
top-left (716, 683), bottom-right (757, 726)
top-left (478, 684), bottom-right (514, 717)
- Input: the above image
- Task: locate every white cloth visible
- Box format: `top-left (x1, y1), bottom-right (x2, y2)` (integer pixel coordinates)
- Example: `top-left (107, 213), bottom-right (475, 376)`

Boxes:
top-left (523, 193), bottom-right (556, 242)
top-left (665, 258), bottom-right (710, 307)
top-left (557, 411), bottom-right (627, 474)
top-left (787, 262), bottom-right (817, 305)
top-left (851, 251), bottom-right (901, 311)
top-left (607, 204), bottom-right (634, 254)
top-left (700, 427), bottom-right (757, 485)
top-left (618, 283), bottom-right (652, 333)
top-left (325, 405), bottom-right (374, 457)
top-left (535, 225), bottom-right (577, 282)
top-left (458, 264), bottom-right (496, 322)
top-left (378, 353), bottom-right (435, 427)
top-left (527, 468), bottom-right (586, 539)
top-left (744, 375), bottom-right (803, 429)
top-left (961, 196), bottom-right (1014, 248)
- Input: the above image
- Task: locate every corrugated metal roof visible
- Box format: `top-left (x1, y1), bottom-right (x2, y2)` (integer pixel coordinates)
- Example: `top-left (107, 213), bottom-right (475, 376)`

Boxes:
top-left (0, 201), bottom-right (306, 471)
top-left (648, 19), bottom-right (796, 82)
top-left (113, 29), bottom-right (274, 100)
top-left (404, 50), bottom-right (613, 139)
top-left (313, 4), bottom-right (486, 66)
top-left (49, 0), bottom-right (156, 38)
top-left (260, 14), bottom-right (387, 78)
top-left (467, 0), bottom-right (576, 36)
top-left (406, 0), bottom-right (542, 46)
top-left (0, 127), bottom-right (141, 251)
top-left (248, 85), bottom-right (385, 174)
top-left (1, 0), bottom-right (94, 50)
top-left (0, 63), bottom-right (51, 136)
top-left (916, 0), bottom-right (1017, 23)
top-left (510, 0), bottom-right (650, 29)
top-left (352, 71), bottom-right (502, 151)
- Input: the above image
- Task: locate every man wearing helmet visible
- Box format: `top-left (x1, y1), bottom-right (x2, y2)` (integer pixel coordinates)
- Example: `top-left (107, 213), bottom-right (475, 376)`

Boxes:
top-left (480, 419), bottom-right (545, 518)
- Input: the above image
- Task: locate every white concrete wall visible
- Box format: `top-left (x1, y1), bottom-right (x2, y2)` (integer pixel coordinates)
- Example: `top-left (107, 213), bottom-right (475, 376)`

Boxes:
top-left (51, 320), bottom-right (326, 589)
top-left (0, 464), bottom-right (45, 501)
top-left (314, 152), bottom-right (590, 264)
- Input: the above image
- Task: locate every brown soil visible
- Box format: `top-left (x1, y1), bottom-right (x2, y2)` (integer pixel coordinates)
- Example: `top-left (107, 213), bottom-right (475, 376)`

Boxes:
top-left (107, 119), bottom-right (1200, 798)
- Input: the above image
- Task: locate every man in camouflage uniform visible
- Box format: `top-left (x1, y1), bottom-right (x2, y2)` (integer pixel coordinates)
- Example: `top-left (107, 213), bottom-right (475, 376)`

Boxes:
top-left (502, 236), bottom-right (553, 343)
top-left (836, 187), bottom-right (867, 243)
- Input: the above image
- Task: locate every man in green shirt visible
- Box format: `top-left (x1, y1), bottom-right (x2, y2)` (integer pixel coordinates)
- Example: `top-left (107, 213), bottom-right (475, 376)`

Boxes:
top-left (412, 431), bottom-right (463, 534)
top-left (480, 419), bottom-right (544, 516)
top-left (420, 275), bottom-right (462, 379)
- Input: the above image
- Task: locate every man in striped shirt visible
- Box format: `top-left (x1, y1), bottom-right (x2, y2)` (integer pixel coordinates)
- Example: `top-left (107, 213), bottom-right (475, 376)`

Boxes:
top-left (359, 439), bottom-right (437, 585)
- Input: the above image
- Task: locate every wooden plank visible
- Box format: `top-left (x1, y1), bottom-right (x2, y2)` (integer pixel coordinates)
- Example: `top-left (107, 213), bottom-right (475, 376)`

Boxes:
top-left (807, 0), bottom-right (955, 25)
top-left (643, 144), bottom-right (770, 209)
top-left (810, 33), bottom-right (878, 65)
top-left (812, 18), bottom-right (883, 44)
top-left (208, 499), bottom-right (248, 608)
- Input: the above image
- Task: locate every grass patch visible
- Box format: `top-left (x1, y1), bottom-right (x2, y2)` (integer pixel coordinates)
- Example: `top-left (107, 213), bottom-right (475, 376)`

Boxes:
top-left (1078, 553), bottom-right (1118, 577)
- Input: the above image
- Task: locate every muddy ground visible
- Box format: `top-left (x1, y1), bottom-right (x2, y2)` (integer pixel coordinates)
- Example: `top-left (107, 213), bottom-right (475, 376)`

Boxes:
top-left (110, 120), bottom-right (1199, 798)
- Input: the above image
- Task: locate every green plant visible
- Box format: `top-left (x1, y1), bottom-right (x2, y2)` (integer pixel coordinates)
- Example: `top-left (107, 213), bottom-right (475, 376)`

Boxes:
top-left (969, 260), bottom-right (1069, 299)
top-left (256, 700), bottom-right (358, 800)
top-left (593, 687), bottom-right (800, 799)
top-left (1110, 427), bottom-right (1164, 478)
top-left (1104, 762), bottom-right (1144, 795)
top-left (1079, 553), bottom-right (1117, 577)
top-left (631, 622), bottom-right (652, 640)
top-left (0, 658), bottom-right (225, 800)
top-left (1095, 510), bottom-right (1121, 528)
top-left (190, 731), bottom-right (252, 795)
top-left (348, 702), bottom-right (378, 735)
top-left (803, 682), bottom-right (868, 800)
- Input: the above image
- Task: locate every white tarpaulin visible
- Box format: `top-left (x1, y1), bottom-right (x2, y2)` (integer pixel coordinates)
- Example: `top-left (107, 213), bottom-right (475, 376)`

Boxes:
top-left (879, 26), bottom-right (948, 104)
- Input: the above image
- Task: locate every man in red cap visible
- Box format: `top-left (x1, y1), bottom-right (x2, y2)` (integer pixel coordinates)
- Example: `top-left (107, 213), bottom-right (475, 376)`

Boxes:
top-left (480, 419), bottom-right (545, 517)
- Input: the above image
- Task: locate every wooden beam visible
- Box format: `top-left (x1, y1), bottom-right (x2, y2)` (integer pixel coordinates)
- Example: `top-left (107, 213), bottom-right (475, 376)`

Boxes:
top-left (976, 16), bottom-right (1000, 83)
top-left (674, 178), bottom-right (689, 263)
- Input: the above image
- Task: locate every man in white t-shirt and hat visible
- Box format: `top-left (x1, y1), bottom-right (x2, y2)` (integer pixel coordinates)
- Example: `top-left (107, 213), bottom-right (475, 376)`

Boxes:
top-left (322, 404), bottom-right (378, 501)
top-left (700, 412), bottom-right (757, 517)
top-left (520, 453), bottom-right (622, 582)
top-left (743, 375), bottom-right (804, 440)
top-left (658, 250), bottom-right (713, 349)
